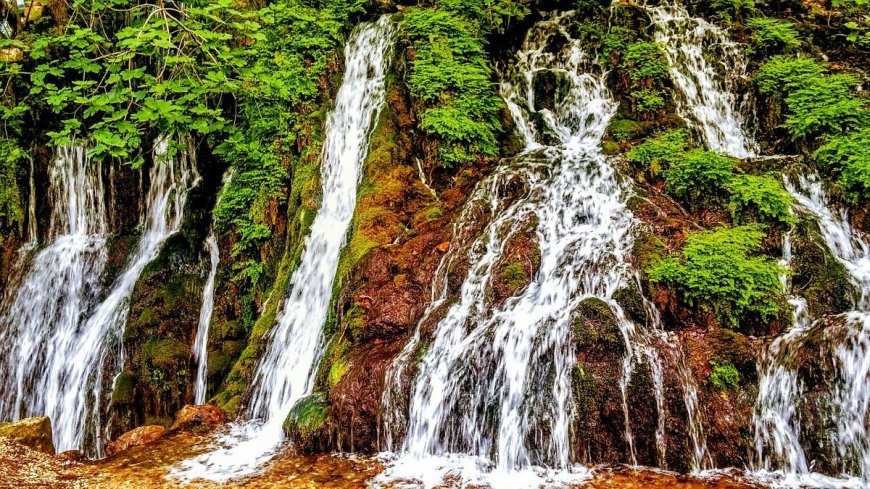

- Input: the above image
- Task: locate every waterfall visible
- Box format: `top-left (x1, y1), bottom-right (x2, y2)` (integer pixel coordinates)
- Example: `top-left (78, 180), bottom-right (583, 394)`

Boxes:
top-left (647, 2), bottom-right (757, 157)
top-left (0, 139), bottom-right (198, 456)
top-left (752, 174), bottom-right (870, 486)
top-left (193, 232), bottom-right (219, 405)
top-left (379, 12), bottom-right (664, 486)
top-left (171, 16), bottom-right (394, 482)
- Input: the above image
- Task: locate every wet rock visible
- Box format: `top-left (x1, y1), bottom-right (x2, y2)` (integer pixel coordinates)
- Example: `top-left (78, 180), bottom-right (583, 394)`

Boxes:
top-left (169, 405), bottom-right (226, 433)
top-left (106, 425), bottom-right (165, 457)
top-left (284, 393), bottom-right (331, 452)
top-left (492, 230), bottom-right (541, 306)
top-left (0, 416), bottom-right (55, 454)
top-left (56, 450), bottom-right (85, 462)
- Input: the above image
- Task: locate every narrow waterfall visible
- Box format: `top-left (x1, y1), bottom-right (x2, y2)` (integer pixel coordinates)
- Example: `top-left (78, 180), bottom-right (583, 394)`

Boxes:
top-left (648, 2), bottom-right (757, 157)
top-left (0, 139), bottom-right (198, 456)
top-left (380, 12), bottom-right (660, 486)
top-left (172, 16), bottom-right (394, 482)
top-left (752, 174), bottom-right (870, 486)
top-left (193, 232), bottom-right (219, 405)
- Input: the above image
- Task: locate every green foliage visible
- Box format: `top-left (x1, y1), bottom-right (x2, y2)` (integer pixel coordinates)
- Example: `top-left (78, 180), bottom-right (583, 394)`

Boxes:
top-left (626, 129), bottom-right (688, 175)
top-left (632, 88), bottom-right (665, 115)
top-left (608, 119), bottom-right (641, 142)
top-left (746, 17), bottom-right (801, 52)
top-left (621, 42), bottom-right (669, 84)
top-left (665, 150), bottom-right (738, 204)
top-left (649, 226), bottom-right (786, 328)
top-left (755, 56), bottom-right (824, 95)
top-left (0, 138), bottom-right (24, 231)
top-left (782, 74), bottom-right (868, 141)
top-left (711, 0), bottom-right (757, 22)
top-left (402, 5), bottom-right (507, 167)
top-left (728, 174), bottom-right (795, 227)
top-left (815, 127), bottom-right (870, 201)
top-left (709, 361), bottom-right (740, 390)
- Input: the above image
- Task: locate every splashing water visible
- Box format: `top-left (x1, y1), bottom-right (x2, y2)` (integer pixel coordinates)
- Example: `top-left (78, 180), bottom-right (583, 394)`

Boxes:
top-left (171, 16), bottom-right (394, 482)
top-left (378, 12), bottom-right (663, 486)
top-left (193, 232), bottom-right (220, 405)
top-left (752, 174), bottom-right (870, 486)
top-left (647, 2), bottom-right (757, 157)
top-left (0, 139), bottom-right (198, 456)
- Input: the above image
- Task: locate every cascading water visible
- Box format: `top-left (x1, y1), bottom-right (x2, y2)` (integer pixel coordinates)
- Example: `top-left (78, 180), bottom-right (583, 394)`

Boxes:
top-left (193, 232), bottom-right (219, 405)
top-left (171, 16), bottom-right (394, 482)
top-left (751, 174), bottom-right (870, 487)
top-left (0, 139), bottom-right (198, 456)
top-left (647, 2), bottom-right (757, 157)
top-left (379, 12), bottom-right (667, 486)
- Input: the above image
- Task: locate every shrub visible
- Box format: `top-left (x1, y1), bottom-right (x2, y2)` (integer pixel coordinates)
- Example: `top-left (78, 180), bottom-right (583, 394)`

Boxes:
top-left (632, 88), bottom-right (666, 115)
top-left (665, 150), bottom-right (738, 204)
top-left (648, 225), bottom-right (786, 328)
top-left (746, 17), bottom-right (801, 52)
top-left (403, 7), bottom-right (505, 167)
top-left (782, 74), bottom-right (869, 141)
top-left (756, 56), bottom-right (824, 95)
top-left (626, 129), bottom-right (689, 175)
top-left (728, 174), bottom-right (795, 227)
top-left (621, 42), bottom-right (670, 84)
top-left (710, 361), bottom-right (740, 390)
top-left (815, 127), bottom-right (870, 202)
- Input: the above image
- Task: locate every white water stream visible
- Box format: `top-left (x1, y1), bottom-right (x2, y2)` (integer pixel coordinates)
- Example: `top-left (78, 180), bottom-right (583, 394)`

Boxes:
top-left (0, 139), bottom-right (198, 456)
top-left (172, 16), bottom-right (394, 482)
top-left (193, 232), bottom-right (219, 405)
top-left (648, 2), bottom-right (757, 157)
top-left (378, 12), bottom-right (668, 487)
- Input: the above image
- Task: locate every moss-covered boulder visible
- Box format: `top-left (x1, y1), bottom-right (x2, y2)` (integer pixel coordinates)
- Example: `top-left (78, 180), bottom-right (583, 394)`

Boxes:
top-left (283, 393), bottom-right (331, 453)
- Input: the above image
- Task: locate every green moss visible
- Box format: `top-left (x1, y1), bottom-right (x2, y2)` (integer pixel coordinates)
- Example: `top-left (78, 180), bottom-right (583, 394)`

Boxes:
top-left (572, 297), bottom-right (621, 349)
top-left (142, 338), bottom-right (189, 372)
top-left (111, 370), bottom-right (137, 404)
top-left (500, 261), bottom-right (529, 294)
top-left (283, 393), bottom-right (330, 438)
top-left (633, 233), bottom-right (666, 272)
top-left (710, 361), bottom-right (740, 391)
top-left (608, 119), bottom-right (642, 142)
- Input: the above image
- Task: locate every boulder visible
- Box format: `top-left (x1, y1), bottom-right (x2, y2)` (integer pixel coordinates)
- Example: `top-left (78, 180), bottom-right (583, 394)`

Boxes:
top-left (0, 47), bottom-right (24, 63)
top-left (106, 425), bottom-right (165, 457)
top-left (0, 416), bottom-right (55, 454)
top-left (170, 404), bottom-right (226, 433)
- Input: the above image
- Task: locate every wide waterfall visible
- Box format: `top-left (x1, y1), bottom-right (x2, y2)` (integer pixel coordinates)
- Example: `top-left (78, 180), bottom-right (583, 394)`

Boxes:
top-left (648, 2), bottom-right (757, 158)
top-left (193, 232), bottom-right (219, 405)
top-left (379, 11), bottom-right (663, 486)
top-left (0, 139), bottom-right (198, 456)
top-left (171, 16), bottom-right (394, 482)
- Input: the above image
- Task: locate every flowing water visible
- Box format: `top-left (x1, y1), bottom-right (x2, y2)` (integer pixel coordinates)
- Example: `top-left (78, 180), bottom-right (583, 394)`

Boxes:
top-left (378, 12), bottom-right (670, 486)
top-left (751, 174), bottom-right (870, 487)
top-left (193, 232), bottom-right (219, 405)
top-left (647, 2), bottom-right (757, 157)
top-left (0, 139), bottom-right (198, 456)
top-left (171, 16), bottom-right (394, 482)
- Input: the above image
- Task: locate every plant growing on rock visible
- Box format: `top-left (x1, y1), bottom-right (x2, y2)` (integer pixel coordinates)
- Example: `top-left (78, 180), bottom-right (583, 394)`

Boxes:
top-left (649, 225), bottom-right (786, 329)
top-left (728, 174), bottom-right (795, 227)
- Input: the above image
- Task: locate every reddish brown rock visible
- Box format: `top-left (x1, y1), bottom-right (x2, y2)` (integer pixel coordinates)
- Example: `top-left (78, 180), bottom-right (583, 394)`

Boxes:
top-left (106, 425), bottom-right (165, 457)
top-left (169, 404), bottom-right (226, 433)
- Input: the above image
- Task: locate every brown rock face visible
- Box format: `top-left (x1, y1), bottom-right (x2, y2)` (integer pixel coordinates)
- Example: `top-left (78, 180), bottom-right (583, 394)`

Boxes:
top-left (106, 425), bottom-right (166, 457)
top-left (0, 416), bottom-right (55, 454)
top-left (169, 405), bottom-right (226, 433)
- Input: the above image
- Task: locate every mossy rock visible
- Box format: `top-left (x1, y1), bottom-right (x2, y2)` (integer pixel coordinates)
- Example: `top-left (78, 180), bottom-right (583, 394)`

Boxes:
top-left (633, 232), bottom-right (666, 273)
top-left (613, 281), bottom-right (646, 326)
top-left (142, 338), bottom-right (190, 372)
top-left (500, 261), bottom-right (529, 295)
top-left (112, 370), bottom-right (137, 404)
top-left (572, 297), bottom-right (623, 353)
top-left (283, 393), bottom-right (330, 450)
top-left (791, 219), bottom-right (857, 317)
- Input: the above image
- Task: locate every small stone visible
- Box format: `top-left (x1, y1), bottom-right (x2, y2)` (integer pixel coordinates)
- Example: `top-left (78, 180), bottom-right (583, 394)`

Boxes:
top-left (170, 404), bottom-right (226, 433)
top-left (436, 241), bottom-right (450, 253)
top-left (0, 416), bottom-right (55, 454)
top-left (56, 449), bottom-right (85, 462)
top-left (106, 425), bottom-right (165, 457)
top-left (0, 47), bottom-right (24, 63)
